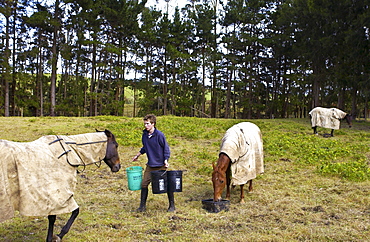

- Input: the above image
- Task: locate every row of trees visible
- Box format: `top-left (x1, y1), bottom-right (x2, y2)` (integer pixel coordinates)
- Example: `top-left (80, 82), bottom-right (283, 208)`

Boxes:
top-left (0, 0), bottom-right (369, 118)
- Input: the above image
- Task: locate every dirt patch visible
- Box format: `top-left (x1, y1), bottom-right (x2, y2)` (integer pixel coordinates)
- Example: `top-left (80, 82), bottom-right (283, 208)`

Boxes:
top-left (302, 206), bottom-right (325, 212)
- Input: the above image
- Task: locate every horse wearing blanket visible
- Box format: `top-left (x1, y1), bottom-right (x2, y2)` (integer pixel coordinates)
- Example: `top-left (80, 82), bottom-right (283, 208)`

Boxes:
top-left (212, 122), bottom-right (264, 203)
top-left (309, 107), bottom-right (352, 137)
top-left (0, 129), bottom-right (120, 242)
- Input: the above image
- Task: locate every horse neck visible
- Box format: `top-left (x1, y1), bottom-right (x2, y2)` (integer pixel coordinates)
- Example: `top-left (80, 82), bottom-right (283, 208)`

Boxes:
top-left (67, 132), bottom-right (106, 142)
top-left (65, 133), bottom-right (108, 163)
top-left (216, 153), bottom-right (231, 172)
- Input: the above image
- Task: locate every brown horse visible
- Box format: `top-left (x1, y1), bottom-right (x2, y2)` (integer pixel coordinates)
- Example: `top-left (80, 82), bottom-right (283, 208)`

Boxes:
top-left (212, 153), bottom-right (253, 203)
top-left (0, 130), bottom-right (120, 242)
top-left (212, 122), bottom-right (263, 204)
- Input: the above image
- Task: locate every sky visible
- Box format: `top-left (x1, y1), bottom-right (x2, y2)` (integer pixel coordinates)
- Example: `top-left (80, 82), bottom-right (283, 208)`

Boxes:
top-left (145, 0), bottom-right (189, 16)
top-left (145, 0), bottom-right (227, 19)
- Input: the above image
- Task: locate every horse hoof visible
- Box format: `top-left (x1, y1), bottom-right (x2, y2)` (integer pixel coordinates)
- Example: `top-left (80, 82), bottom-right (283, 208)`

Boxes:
top-left (240, 200), bottom-right (245, 204)
top-left (52, 235), bottom-right (61, 242)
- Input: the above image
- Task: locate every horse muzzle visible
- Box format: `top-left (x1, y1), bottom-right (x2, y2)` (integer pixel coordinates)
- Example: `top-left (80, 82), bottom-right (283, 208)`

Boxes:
top-left (111, 163), bottom-right (121, 172)
top-left (213, 196), bottom-right (222, 202)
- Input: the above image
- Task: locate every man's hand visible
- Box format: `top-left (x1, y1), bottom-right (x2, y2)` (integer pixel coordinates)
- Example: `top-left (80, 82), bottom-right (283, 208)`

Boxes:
top-left (132, 154), bottom-right (140, 162)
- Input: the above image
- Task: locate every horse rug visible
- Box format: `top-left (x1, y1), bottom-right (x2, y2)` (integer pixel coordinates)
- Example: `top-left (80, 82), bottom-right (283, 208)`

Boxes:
top-left (220, 122), bottom-right (264, 186)
top-left (0, 132), bottom-right (107, 222)
top-left (309, 107), bottom-right (347, 130)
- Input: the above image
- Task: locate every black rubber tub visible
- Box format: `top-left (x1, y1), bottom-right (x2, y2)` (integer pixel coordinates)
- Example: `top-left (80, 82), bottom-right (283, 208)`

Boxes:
top-left (202, 199), bottom-right (230, 213)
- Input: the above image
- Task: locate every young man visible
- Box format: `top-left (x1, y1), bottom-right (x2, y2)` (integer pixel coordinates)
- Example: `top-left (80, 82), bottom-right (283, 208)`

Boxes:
top-left (132, 114), bottom-right (174, 212)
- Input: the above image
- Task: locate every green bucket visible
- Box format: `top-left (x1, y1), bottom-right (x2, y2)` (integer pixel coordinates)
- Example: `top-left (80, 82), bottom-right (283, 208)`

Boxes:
top-left (126, 166), bottom-right (143, 191)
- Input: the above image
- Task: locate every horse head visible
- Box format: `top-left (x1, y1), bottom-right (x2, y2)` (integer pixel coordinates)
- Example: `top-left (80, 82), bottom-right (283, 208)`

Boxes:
top-left (212, 163), bottom-right (227, 202)
top-left (345, 114), bottom-right (353, 128)
top-left (101, 129), bottom-right (121, 172)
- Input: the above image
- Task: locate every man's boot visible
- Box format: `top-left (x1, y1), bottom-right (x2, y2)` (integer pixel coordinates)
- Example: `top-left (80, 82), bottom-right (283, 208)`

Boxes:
top-left (137, 188), bottom-right (148, 212)
top-left (167, 192), bottom-right (175, 212)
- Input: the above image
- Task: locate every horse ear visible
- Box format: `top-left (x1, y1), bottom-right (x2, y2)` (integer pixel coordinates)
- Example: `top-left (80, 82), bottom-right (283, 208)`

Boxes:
top-left (104, 129), bottom-right (113, 137)
top-left (212, 162), bottom-right (215, 170)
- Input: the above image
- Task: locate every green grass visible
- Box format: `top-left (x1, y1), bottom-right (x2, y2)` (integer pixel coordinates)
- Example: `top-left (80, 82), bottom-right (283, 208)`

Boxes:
top-left (0, 116), bottom-right (369, 241)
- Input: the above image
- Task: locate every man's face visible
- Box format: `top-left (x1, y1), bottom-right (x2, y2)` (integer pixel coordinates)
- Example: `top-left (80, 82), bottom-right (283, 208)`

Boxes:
top-left (144, 120), bottom-right (154, 131)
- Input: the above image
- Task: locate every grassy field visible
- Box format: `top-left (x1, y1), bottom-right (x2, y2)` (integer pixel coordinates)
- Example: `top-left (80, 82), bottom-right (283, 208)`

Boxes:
top-left (0, 116), bottom-right (369, 241)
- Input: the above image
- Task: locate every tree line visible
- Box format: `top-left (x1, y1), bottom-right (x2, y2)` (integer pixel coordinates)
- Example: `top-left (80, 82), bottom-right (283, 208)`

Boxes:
top-left (0, 0), bottom-right (369, 119)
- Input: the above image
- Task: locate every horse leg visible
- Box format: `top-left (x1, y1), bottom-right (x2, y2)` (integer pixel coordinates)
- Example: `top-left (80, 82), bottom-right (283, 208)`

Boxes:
top-left (313, 126), bottom-right (318, 134)
top-left (57, 208), bottom-right (80, 240)
top-left (226, 164), bottom-right (231, 200)
top-left (331, 129), bottom-right (334, 137)
top-left (239, 180), bottom-right (254, 204)
top-left (47, 215), bottom-right (56, 242)
top-left (226, 177), bottom-right (231, 200)
top-left (240, 184), bottom-right (245, 204)
top-left (248, 179), bottom-right (253, 192)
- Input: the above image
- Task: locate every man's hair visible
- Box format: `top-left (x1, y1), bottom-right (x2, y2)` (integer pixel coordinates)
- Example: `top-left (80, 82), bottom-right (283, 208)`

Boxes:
top-left (144, 114), bottom-right (156, 126)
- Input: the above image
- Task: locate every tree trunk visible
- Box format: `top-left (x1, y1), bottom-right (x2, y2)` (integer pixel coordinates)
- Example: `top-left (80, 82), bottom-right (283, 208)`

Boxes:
top-left (37, 43), bottom-right (44, 117)
top-left (311, 63), bottom-right (322, 109)
top-left (225, 68), bottom-right (232, 119)
top-left (89, 42), bottom-right (97, 116)
top-left (201, 47), bottom-right (206, 118)
top-left (351, 86), bottom-right (358, 119)
top-left (4, 15), bottom-right (10, 117)
top-left (337, 87), bottom-right (345, 109)
top-left (11, 3), bottom-right (17, 116)
top-left (163, 53), bottom-right (168, 115)
top-left (50, 0), bottom-right (60, 116)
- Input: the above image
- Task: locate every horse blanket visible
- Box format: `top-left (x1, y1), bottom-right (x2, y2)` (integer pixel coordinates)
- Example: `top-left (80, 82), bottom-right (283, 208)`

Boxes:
top-left (0, 132), bottom-right (108, 222)
top-left (309, 107), bottom-right (347, 130)
top-left (220, 122), bottom-right (264, 186)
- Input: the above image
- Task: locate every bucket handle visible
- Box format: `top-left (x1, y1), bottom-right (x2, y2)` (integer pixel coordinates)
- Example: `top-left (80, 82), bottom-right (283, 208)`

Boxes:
top-left (128, 166), bottom-right (141, 170)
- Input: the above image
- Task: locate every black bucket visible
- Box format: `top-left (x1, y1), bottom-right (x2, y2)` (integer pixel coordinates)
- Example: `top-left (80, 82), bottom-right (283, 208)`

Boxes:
top-left (150, 170), bottom-right (167, 194)
top-left (167, 170), bottom-right (183, 192)
top-left (202, 199), bottom-right (230, 213)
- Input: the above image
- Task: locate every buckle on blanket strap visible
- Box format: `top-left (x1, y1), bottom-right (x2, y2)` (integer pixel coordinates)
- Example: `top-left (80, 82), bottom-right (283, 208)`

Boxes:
top-left (49, 138), bottom-right (63, 145)
top-left (49, 137), bottom-right (72, 160)
top-left (238, 128), bottom-right (249, 159)
top-left (239, 128), bottom-right (249, 145)
top-left (58, 150), bottom-right (72, 159)
top-left (76, 159), bottom-right (103, 173)
top-left (52, 136), bottom-right (80, 168)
